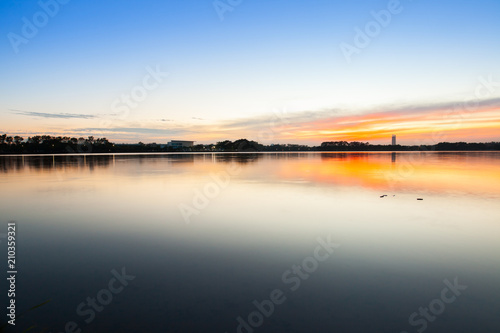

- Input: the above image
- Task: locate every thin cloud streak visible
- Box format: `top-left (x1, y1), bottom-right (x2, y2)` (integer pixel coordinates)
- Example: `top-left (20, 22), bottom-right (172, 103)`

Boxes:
top-left (9, 109), bottom-right (97, 119)
top-left (70, 127), bottom-right (190, 135)
top-left (8, 98), bottom-right (499, 144)
top-left (186, 97), bottom-right (500, 144)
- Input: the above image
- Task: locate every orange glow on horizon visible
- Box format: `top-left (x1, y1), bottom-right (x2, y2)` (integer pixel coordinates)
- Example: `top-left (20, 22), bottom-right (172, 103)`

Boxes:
top-left (276, 107), bottom-right (500, 144)
top-left (2, 106), bottom-right (499, 145)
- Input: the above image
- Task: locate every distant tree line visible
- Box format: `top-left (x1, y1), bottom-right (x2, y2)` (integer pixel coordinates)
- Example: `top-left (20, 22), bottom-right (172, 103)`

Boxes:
top-left (0, 134), bottom-right (113, 154)
top-left (1, 134), bottom-right (499, 154)
top-left (318, 140), bottom-right (500, 151)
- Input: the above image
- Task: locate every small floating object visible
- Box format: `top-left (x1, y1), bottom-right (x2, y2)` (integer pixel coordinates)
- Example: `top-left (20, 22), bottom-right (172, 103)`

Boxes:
top-left (417, 198), bottom-right (423, 200)
top-left (380, 195), bottom-right (387, 198)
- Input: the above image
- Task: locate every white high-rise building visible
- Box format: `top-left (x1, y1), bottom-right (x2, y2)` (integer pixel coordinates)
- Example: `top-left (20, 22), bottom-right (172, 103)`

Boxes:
top-left (392, 135), bottom-right (396, 145)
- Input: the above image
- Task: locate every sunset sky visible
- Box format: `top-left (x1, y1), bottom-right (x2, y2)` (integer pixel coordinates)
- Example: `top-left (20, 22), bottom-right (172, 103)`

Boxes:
top-left (1, 0), bottom-right (499, 144)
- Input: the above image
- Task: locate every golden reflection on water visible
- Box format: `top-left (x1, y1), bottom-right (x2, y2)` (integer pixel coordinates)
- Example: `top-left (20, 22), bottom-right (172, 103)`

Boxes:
top-left (1, 152), bottom-right (500, 198)
top-left (1, 152), bottom-right (499, 333)
top-left (1, 152), bottom-right (499, 271)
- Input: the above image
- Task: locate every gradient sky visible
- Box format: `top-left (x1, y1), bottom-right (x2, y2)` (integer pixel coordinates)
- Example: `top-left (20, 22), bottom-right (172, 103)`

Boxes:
top-left (1, 0), bottom-right (499, 144)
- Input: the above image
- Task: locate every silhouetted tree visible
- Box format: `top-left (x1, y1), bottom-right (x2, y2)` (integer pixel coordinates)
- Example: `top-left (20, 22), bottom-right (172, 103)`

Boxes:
top-left (215, 140), bottom-right (233, 151)
top-left (13, 136), bottom-right (23, 145)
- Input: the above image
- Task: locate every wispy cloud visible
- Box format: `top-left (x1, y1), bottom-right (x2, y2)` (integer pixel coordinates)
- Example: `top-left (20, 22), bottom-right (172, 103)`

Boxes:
top-left (276, 97), bottom-right (500, 143)
top-left (9, 109), bottom-right (96, 119)
top-left (70, 127), bottom-right (190, 135)
top-left (8, 97), bottom-right (500, 144)
top-left (182, 97), bottom-right (500, 143)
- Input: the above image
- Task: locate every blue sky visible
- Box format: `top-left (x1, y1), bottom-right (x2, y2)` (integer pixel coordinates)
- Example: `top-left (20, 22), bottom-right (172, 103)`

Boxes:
top-left (1, 0), bottom-right (499, 143)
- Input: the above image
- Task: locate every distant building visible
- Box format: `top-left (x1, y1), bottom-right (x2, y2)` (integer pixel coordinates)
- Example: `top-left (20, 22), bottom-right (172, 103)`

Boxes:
top-left (167, 140), bottom-right (195, 148)
top-left (392, 135), bottom-right (396, 145)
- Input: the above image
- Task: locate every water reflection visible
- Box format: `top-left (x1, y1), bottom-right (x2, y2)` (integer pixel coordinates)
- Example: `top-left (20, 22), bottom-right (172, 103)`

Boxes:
top-left (2, 152), bottom-right (500, 197)
top-left (1, 152), bottom-right (499, 332)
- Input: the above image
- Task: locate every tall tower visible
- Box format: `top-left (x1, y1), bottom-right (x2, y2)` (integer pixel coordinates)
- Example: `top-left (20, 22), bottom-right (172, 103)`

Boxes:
top-left (392, 135), bottom-right (396, 145)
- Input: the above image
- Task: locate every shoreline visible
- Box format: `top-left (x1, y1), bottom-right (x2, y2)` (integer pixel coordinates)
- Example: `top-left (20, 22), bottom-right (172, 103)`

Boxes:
top-left (1, 150), bottom-right (499, 157)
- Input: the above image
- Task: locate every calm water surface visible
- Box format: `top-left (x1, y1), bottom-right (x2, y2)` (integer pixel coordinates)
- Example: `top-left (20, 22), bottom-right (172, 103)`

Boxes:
top-left (1, 152), bottom-right (499, 332)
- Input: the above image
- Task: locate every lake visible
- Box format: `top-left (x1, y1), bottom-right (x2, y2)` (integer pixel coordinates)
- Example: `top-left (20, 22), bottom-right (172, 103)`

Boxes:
top-left (1, 152), bottom-right (499, 332)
